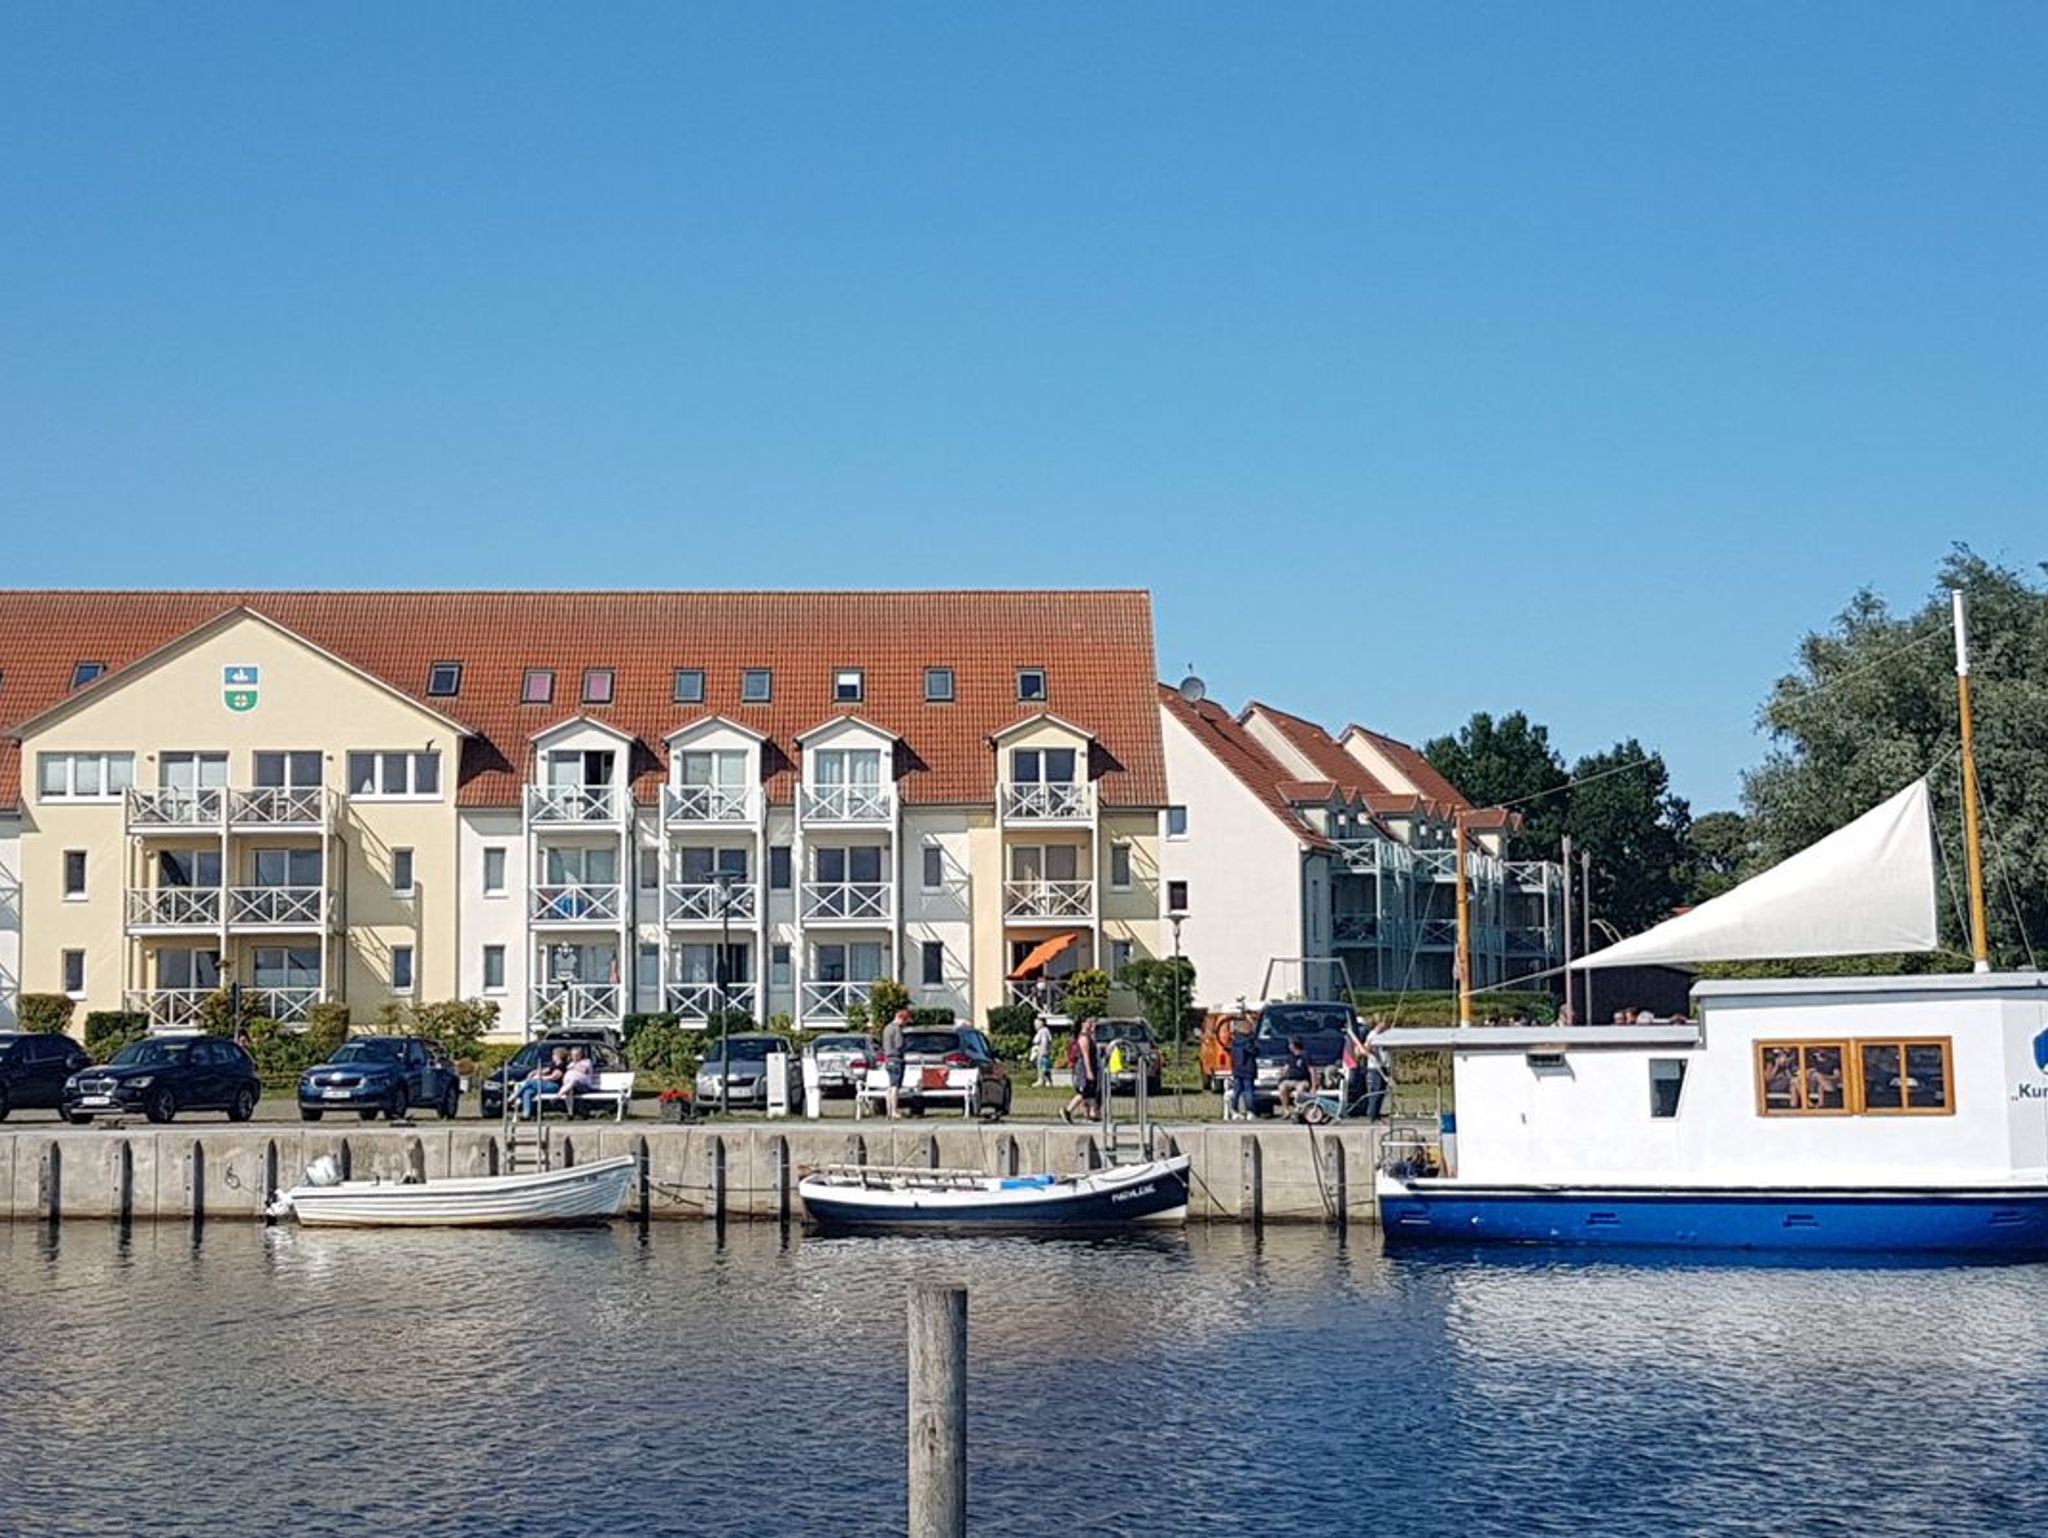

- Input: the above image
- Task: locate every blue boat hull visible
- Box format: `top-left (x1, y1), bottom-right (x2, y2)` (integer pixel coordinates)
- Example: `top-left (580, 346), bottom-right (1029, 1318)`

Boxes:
top-left (1378, 1182), bottom-right (2048, 1256)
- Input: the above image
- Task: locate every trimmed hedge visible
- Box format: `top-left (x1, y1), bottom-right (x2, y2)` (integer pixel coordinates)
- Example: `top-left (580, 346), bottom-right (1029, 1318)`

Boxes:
top-left (19, 994), bottom-right (75, 1035)
top-left (984, 1003), bottom-right (1036, 1036)
top-left (84, 1010), bottom-right (150, 1060)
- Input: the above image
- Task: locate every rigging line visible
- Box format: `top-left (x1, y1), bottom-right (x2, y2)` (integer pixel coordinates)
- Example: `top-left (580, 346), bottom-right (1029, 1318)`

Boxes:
top-left (1976, 790), bottom-right (2041, 971)
top-left (1931, 800), bottom-right (1974, 955)
top-left (1763, 623), bottom-right (1953, 717)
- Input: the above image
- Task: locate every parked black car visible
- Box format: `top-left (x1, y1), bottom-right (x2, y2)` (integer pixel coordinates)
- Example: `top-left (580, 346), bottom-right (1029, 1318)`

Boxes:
top-left (299, 1036), bottom-right (462, 1121)
top-left (0, 1032), bottom-right (93, 1121)
top-left (64, 1036), bottom-right (261, 1124)
top-left (899, 1027), bottom-right (1013, 1120)
top-left (480, 1035), bottom-right (629, 1118)
top-left (1249, 1001), bottom-right (1357, 1114)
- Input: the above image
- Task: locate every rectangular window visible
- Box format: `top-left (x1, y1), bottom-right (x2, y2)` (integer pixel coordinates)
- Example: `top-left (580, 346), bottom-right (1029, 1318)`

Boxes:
top-left (1010, 746), bottom-right (1077, 785)
top-left (1858, 1040), bottom-right (1953, 1114)
top-left (741, 668), bottom-right (773, 703)
top-left (391, 945), bottom-right (415, 993)
top-left (63, 850), bottom-right (87, 899)
top-left (637, 943), bottom-right (660, 995)
top-left (482, 847), bottom-right (507, 895)
top-left (1111, 938), bottom-right (1133, 976)
top-left (521, 668), bottom-right (556, 705)
top-left (921, 941), bottom-right (945, 987)
top-left (482, 945), bottom-right (506, 993)
top-left (1166, 806), bottom-right (1189, 839)
top-left (638, 846), bottom-right (660, 891)
top-left (392, 848), bottom-right (415, 897)
top-left (1649, 1059), bottom-right (1688, 1119)
top-left (70, 661), bottom-right (107, 690)
top-left (1016, 667), bottom-right (1047, 702)
top-left (582, 667), bottom-right (615, 705)
top-left (346, 751), bottom-right (441, 799)
top-left (1110, 843), bottom-right (1133, 889)
top-left (1167, 880), bottom-right (1189, 914)
top-left (62, 949), bottom-right (86, 995)
top-left (426, 661), bottom-right (463, 697)
top-left (673, 668), bottom-right (705, 704)
top-left (834, 668), bottom-right (864, 704)
top-left (769, 845), bottom-right (792, 890)
top-left (922, 845), bottom-right (944, 889)
top-left (771, 943), bottom-right (792, 988)
top-left (924, 667), bottom-right (954, 703)
top-left (36, 751), bottom-right (135, 801)
top-left (253, 751), bottom-right (323, 788)
top-left (1756, 1041), bottom-right (1851, 1115)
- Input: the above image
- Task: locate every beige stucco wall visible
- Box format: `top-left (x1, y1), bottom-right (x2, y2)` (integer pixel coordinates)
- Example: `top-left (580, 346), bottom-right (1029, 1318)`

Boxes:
top-left (14, 614), bottom-right (464, 1019)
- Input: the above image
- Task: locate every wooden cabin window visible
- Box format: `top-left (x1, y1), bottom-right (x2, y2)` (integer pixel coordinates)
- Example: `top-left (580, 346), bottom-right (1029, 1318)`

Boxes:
top-left (1858, 1039), bottom-right (1953, 1114)
top-left (1756, 1041), bottom-right (1851, 1115)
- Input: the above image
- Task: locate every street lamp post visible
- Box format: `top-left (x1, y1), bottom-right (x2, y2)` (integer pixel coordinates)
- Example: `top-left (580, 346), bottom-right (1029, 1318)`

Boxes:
top-left (1168, 908), bottom-right (1186, 1119)
top-left (715, 869), bottom-right (737, 1116)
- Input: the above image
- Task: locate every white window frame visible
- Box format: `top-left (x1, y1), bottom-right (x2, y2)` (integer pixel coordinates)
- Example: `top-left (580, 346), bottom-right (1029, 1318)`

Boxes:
top-left (921, 844), bottom-right (944, 890)
top-left (392, 847), bottom-right (416, 898)
top-left (1165, 805), bottom-right (1189, 839)
top-left (483, 846), bottom-right (507, 896)
top-left (1110, 842), bottom-right (1133, 890)
top-left (37, 751), bottom-right (135, 802)
top-left (482, 945), bottom-right (506, 994)
top-left (63, 849), bottom-right (88, 900)
top-left (347, 751), bottom-right (443, 801)
top-left (1016, 667), bottom-right (1047, 702)
top-left (834, 668), bottom-right (864, 704)
top-left (673, 667), bottom-right (705, 704)
top-left (391, 944), bottom-right (416, 994)
top-left (62, 949), bottom-right (86, 997)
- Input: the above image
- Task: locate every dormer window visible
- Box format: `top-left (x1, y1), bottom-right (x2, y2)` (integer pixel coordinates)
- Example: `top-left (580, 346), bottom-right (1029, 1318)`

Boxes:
top-left (1016, 667), bottom-right (1047, 702)
top-left (834, 669), bottom-right (864, 704)
top-left (521, 668), bottom-right (555, 705)
top-left (924, 667), bottom-right (954, 703)
top-left (1011, 747), bottom-right (1076, 785)
top-left (673, 668), bottom-right (705, 704)
top-left (582, 668), bottom-right (615, 705)
top-left (70, 661), bottom-right (107, 690)
top-left (741, 668), bottom-right (773, 703)
top-left (426, 661), bottom-right (463, 697)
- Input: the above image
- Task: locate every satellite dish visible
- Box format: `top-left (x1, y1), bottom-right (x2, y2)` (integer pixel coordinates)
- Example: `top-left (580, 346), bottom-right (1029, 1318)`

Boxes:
top-left (1178, 674), bottom-right (1207, 705)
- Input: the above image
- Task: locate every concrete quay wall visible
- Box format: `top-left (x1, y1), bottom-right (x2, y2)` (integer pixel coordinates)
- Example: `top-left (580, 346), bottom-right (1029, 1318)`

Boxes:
top-left (0, 1121), bottom-right (1383, 1227)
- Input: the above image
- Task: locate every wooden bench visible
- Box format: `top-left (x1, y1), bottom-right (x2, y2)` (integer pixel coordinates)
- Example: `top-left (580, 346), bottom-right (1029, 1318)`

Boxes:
top-left (854, 1065), bottom-right (978, 1119)
top-left (530, 1070), bottom-right (637, 1122)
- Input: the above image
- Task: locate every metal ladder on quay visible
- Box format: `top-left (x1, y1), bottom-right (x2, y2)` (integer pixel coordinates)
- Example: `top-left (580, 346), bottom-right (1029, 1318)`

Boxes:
top-left (500, 1092), bottom-right (552, 1174)
top-left (1095, 1043), bottom-right (1161, 1167)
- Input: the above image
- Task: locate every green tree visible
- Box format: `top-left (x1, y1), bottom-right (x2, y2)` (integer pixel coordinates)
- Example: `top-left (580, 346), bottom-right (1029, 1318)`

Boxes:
top-left (1422, 711), bottom-right (1569, 859)
top-left (1568, 740), bottom-right (1692, 937)
top-left (1743, 547), bottom-right (2048, 968)
top-left (1685, 810), bottom-right (1754, 902)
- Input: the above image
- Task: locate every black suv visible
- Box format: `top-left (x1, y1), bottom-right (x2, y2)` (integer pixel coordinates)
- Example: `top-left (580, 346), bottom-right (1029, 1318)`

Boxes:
top-left (899, 1027), bottom-right (1013, 1120)
top-left (64, 1035), bottom-right (262, 1124)
top-left (1250, 1001), bottom-right (1357, 1114)
top-left (480, 1034), bottom-right (628, 1118)
top-left (0, 1032), bottom-right (93, 1121)
top-left (299, 1036), bottom-right (462, 1121)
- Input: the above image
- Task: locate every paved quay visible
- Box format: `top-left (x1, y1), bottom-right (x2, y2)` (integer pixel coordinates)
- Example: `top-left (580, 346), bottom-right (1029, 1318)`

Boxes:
top-left (0, 1118), bottom-right (1384, 1227)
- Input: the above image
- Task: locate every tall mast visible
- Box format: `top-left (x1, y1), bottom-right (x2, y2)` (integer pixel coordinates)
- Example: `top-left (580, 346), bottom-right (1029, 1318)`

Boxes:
top-left (1952, 589), bottom-right (1992, 973)
top-left (1455, 811), bottom-right (1475, 1026)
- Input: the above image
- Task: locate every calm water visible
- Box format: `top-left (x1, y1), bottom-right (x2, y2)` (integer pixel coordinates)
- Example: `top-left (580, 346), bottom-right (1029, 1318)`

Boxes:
top-left (3, 1219), bottom-right (2046, 1537)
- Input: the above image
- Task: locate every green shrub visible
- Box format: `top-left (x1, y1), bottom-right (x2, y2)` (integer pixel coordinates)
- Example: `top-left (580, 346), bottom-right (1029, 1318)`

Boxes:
top-left (988, 1030), bottom-right (1034, 1064)
top-left (20, 994), bottom-right (76, 1035)
top-left (908, 1006), bottom-right (956, 1026)
top-left (1346, 990), bottom-right (1556, 1027)
top-left (623, 1012), bottom-right (676, 1045)
top-left (867, 978), bottom-right (911, 1024)
top-left (625, 1019), bottom-right (704, 1089)
top-left (408, 998), bottom-right (499, 1060)
top-left (83, 1010), bottom-right (149, 1059)
top-left (1061, 968), bottom-right (1112, 1021)
top-left (768, 1012), bottom-right (794, 1032)
top-left (306, 1001), bottom-right (351, 1037)
top-left (985, 1002), bottom-right (1036, 1036)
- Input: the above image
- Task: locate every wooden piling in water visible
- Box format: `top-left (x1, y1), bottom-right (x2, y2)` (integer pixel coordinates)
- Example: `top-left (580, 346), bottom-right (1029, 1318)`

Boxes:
top-left (908, 1281), bottom-right (967, 1538)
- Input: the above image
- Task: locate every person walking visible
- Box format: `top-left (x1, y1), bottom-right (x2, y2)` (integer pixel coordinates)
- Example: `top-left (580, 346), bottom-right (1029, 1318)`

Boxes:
top-left (1030, 1017), bottom-right (1054, 1088)
top-left (882, 1007), bottom-right (910, 1120)
top-left (1228, 1020), bottom-right (1259, 1121)
top-left (1062, 1017), bottom-right (1099, 1124)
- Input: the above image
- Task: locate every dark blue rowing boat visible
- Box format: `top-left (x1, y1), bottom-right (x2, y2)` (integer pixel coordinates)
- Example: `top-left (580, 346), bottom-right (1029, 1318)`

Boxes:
top-left (798, 1155), bottom-right (1190, 1235)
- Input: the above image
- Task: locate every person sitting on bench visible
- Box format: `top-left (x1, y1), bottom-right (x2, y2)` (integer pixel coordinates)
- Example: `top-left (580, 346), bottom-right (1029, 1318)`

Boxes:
top-left (556, 1046), bottom-right (596, 1109)
top-left (1277, 1037), bottom-right (1313, 1117)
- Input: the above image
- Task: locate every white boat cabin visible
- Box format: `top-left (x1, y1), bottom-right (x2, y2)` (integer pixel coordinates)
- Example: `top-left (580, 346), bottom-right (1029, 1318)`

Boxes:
top-left (1391, 973), bottom-right (2048, 1189)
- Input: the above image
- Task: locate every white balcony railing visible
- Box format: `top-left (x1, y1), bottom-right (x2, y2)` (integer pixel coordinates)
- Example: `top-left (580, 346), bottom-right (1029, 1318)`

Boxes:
top-left (228, 885), bottom-right (332, 928)
top-left (229, 786), bottom-right (329, 828)
top-left (663, 783), bottom-right (757, 825)
top-left (801, 881), bottom-right (892, 923)
top-left (665, 881), bottom-right (758, 925)
top-left (126, 787), bottom-right (226, 830)
top-left (530, 981), bottom-right (624, 1028)
top-left (799, 783), bottom-right (894, 824)
top-left (525, 784), bottom-right (623, 825)
top-left (126, 887), bottom-right (223, 929)
top-left (529, 884), bottom-right (625, 925)
top-left (800, 981), bottom-right (868, 1023)
top-left (1000, 782), bottom-right (1094, 821)
top-left (1002, 879), bottom-right (1094, 921)
top-left (127, 986), bottom-right (322, 1028)
top-left (664, 982), bottom-right (760, 1022)
top-left (1007, 976), bottom-right (1079, 1012)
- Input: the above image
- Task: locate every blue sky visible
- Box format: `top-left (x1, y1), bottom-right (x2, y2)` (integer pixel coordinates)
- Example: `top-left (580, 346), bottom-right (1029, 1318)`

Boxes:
top-left (3, 4), bottom-right (2042, 810)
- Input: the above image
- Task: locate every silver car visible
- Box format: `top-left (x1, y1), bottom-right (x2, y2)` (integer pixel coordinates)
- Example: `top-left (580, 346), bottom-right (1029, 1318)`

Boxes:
top-left (806, 1033), bottom-right (878, 1097)
top-left (695, 1034), bottom-right (801, 1111)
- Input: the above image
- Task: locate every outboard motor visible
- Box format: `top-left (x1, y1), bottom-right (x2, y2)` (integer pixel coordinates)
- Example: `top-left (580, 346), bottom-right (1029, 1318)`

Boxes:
top-left (303, 1154), bottom-right (344, 1188)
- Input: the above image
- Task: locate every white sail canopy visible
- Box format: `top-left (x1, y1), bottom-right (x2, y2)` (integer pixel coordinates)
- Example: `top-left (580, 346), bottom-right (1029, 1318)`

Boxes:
top-left (1575, 779), bottom-right (1939, 970)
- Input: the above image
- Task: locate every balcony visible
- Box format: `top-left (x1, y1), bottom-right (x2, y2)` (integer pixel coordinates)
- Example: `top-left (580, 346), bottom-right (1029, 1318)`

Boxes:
top-left (228, 786), bottom-right (330, 829)
top-left (127, 986), bottom-right (322, 1028)
top-left (127, 887), bottom-right (223, 930)
top-left (801, 882), bottom-right (892, 924)
top-left (126, 787), bottom-right (226, 831)
top-left (529, 981), bottom-right (624, 1029)
top-left (1000, 782), bottom-right (1094, 823)
top-left (665, 881), bottom-right (758, 925)
top-left (664, 981), bottom-right (760, 1023)
top-left (525, 784), bottom-right (624, 826)
top-left (663, 783), bottom-right (758, 826)
top-left (529, 884), bottom-right (625, 926)
top-left (228, 886), bottom-right (336, 929)
top-left (1002, 879), bottom-right (1094, 921)
top-left (800, 980), bottom-right (868, 1023)
top-left (1333, 914), bottom-right (1381, 945)
top-left (798, 783), bottom-right (894, 825)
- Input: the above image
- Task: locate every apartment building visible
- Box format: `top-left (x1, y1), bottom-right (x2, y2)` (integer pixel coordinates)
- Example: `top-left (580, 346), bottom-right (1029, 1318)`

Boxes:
top-left (0, 591), bottom-right (1169, 1037)
top-left (1157, 684), bottom-right (1564, 1009)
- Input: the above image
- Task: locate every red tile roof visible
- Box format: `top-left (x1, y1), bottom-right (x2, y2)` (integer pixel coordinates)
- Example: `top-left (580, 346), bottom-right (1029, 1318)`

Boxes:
top-left (1341, 723), bottom-right (1472, 812)
top-left (0, 591), bottom-right (1167, 812)
top-left (1157, 684), bottom-right (1332, 851)
top-left (1240, 701), bottom-right (1394, 798)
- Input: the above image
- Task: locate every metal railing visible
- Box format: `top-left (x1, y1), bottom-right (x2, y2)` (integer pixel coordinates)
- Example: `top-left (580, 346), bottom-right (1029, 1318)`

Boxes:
top-left (665, 881), bottom-right (758, 924)
top-left (664, 981), bottom-right (760, 1021)
top-left (1332, 913), bottom-right (1380, 944)
top-left (529, 884), bottom-right (625, 924)
top-left (663, 783), bottom-right (757, 824)
top-left (1000, 782), bottom-right (1093, 821)
top-left (126, 887), bottom-right (223, 928)
top-left (529, 981), bottom-right (624, 1028)
top-left (228, 885), bottom-right (331, 928)
top-left (799, 784), bottom-right (894, 823)
top-left (1006, 977), bottom-right (1074, 1012)
top-left (800, 981), bottom-right (869, 1022)
top-left (525, 784), bottom-right (623, 824)
top-left (1002, 879), bottom-right (1094, 920)
top-left (126, 787), bottom-right (226, 829)
top-left (228, 786), bottom-right (329, 827)
top-left (801, 881), bottom-right (892, 922)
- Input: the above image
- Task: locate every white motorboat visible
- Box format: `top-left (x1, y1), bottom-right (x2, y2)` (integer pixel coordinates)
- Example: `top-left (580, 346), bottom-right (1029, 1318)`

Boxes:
top-left (798, 1154), bottom-right (1190, 1235)
top-left (268, 1153), bottom-right (635, 1228)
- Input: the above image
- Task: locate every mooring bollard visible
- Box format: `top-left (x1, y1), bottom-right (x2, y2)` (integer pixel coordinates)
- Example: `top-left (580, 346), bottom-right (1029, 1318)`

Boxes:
top-left (908, 1281), bottom-right (967, 1538)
